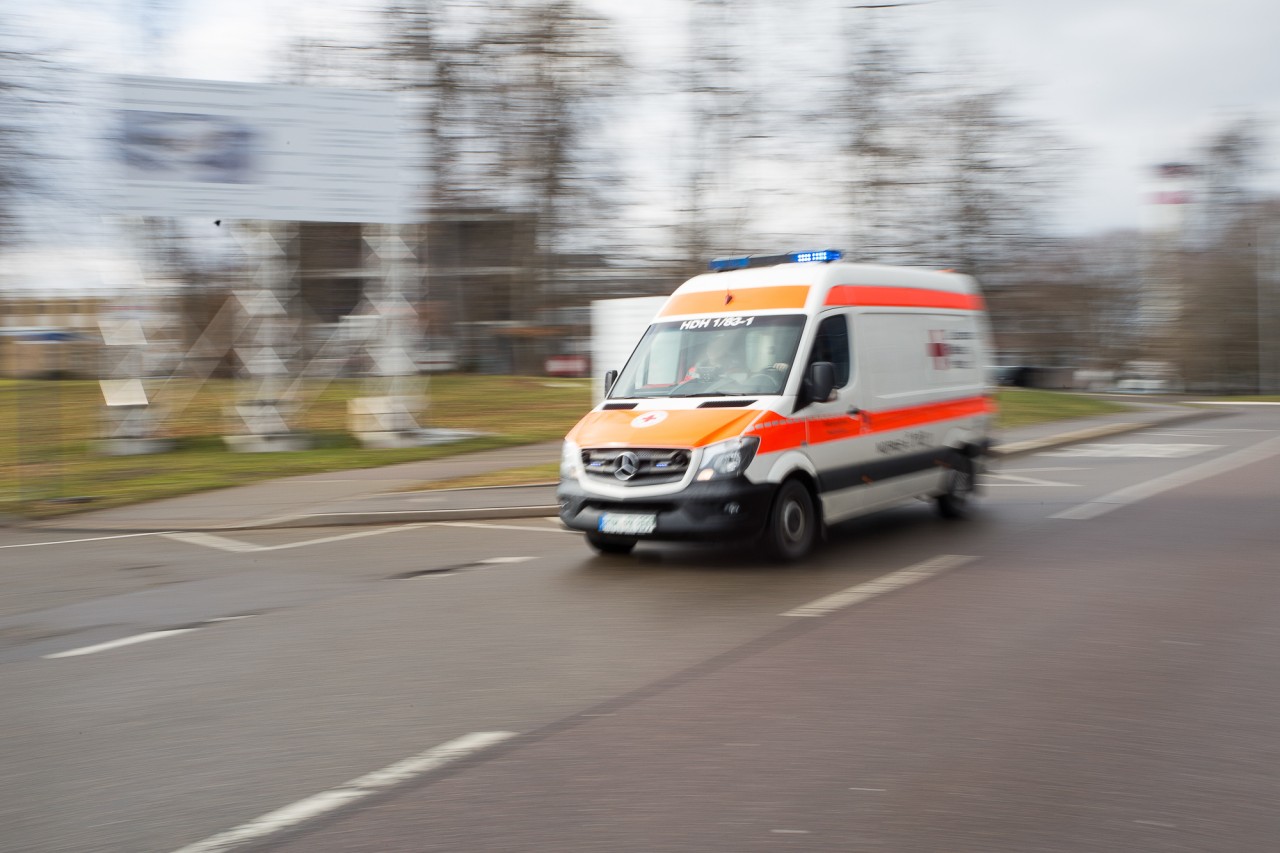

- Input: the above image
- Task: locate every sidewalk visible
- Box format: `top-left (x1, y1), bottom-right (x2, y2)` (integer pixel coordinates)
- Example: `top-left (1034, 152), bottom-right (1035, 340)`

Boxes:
top-left (27, 402), bottom-right (1217, 533)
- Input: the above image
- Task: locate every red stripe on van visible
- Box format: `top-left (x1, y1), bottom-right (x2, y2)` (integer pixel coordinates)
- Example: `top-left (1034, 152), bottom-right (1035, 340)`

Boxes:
top-left (857, 395), bottom-right (995, 436)
top-left (824, 286), bottom-right (984, 312)
top-left (749, 395), bottom-right (994, 453)
top-left (805, 395), bottom-right (995, 447)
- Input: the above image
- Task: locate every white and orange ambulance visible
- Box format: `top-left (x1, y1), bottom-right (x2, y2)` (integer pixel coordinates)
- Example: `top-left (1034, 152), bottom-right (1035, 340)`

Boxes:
top-left (558, 250), bottom-right (994, 560)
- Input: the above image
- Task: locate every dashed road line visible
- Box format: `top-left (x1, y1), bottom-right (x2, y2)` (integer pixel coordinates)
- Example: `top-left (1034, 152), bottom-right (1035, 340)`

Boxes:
top-left (0, 531), bottom-right (174, 550)
top-left (43, 628), bottom-right (200, 659)
top-left (163, 521), bottom-right (571, 554)
top-left (168, 731), bottom-right (517, 853)
top-left (163, 524), bottom-right (429, 553)
top-left (783, 555), bottom-right (978, 618)
top-left (43, 615), bottom-right (257, 660)
top-left (1053, 435), bottom-right (1280, 520)
top-left (390, 555), bottom-right (536, 579)
top-left (438, 521), bottom-right (577, 534)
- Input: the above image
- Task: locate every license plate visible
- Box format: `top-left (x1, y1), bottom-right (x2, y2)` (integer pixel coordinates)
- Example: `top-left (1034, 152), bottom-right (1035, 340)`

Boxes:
top-left (598, 513), bottom-right (657, 536)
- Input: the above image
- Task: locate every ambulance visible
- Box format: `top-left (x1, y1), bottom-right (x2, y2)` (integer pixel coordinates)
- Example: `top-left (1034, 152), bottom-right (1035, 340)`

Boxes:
top-left (557, 250), bottom-right (994, 561)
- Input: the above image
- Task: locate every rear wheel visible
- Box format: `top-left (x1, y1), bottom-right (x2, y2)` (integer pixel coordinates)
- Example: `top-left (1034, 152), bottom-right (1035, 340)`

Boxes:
top-left (586, 533), bottom-right (636, 555)
top-left (764, 479), bottom-right (819, 562)
top-left (936, 456), bottom-right (975, 519)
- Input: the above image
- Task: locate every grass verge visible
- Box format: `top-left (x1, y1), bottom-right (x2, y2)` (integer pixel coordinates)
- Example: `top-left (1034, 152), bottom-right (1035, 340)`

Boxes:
top-left (992, 388), bottom-right (1134, 429)
top-left (2, 383), bottom-right (1139, 514)
top-left (1, 376), bottom-right (590, 518)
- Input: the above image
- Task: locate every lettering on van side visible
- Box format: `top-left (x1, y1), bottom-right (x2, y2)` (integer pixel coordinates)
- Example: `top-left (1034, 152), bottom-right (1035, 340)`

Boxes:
top-left (927, 330), bottom-right (976, 370)
top-left (876, 430), bottom-right (932, 455)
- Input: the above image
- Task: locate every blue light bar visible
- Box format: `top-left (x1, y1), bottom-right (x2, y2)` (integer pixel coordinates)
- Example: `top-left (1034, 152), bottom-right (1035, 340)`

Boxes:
top-left (707, 256), bottom-right (752, 272)
top-left (708, 249), bottom-right (843, 272)
top-left (790, 249), bottom-right (843, 264)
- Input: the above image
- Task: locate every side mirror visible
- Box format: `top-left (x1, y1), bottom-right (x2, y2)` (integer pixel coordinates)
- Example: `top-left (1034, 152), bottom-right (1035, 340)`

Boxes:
top-left (603, 369), bottom-right (619, 397)
top-left (799, 361), bottom-right (836, 410)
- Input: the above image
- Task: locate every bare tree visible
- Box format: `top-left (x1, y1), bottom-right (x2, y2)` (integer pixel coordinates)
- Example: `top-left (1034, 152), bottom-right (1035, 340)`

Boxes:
top-left (0, 17), bottom-right (63, 248)
top-left (1178, 119), bottom-right (1268, 391)
top-left (835, 9), bottom-right (934, 263)
top-left (923, 86), bottom-right (1070, 276)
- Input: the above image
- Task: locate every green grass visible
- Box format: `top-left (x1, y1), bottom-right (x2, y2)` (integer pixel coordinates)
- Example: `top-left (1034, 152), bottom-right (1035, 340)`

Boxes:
top-left (1, 381), bottom-right (1132, 515)
top-left (0, 377), bottom-right (591, 518)
top-left (992, 388), bottom-right (1133, 429)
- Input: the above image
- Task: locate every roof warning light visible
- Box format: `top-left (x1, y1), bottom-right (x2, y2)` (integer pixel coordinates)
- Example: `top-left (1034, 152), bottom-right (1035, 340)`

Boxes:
top-left (709, 249), bottom-right (843, 272)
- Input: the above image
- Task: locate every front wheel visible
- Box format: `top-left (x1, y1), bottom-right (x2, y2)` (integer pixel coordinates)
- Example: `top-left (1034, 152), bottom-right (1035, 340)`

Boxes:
top-left (586, 533), bottom-right (636, 555)
top-left (763, 479), bottom-right (819, 562)
top-left (936, 457), bottom-right (976, 519)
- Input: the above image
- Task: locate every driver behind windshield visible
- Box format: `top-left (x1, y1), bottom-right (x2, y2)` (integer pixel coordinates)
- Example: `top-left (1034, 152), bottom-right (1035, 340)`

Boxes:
top-left (680, 332), bottom-right (747, 384)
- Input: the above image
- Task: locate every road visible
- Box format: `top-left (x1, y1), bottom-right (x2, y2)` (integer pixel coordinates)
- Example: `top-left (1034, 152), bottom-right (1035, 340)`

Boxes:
top-left (3, 406), bottom-right (1279, 852)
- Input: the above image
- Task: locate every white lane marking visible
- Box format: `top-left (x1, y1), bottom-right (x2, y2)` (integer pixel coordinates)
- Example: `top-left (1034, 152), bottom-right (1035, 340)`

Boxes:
top-left (1040, 443), bottom-right (1219, 459)
top-left (44, 628), bottom-right (198, 659)
top-left (0, 531), bottom-right (173, 550)
top-left (783, 555), bottom-right (977, 618)
top-left (43, 615), bottom-right (258, 659)
top-left (163, 524), bottom-right (429, 554)
top-left (771, 829), bottom-right (811, 835)
top-left (438, 521), bottom-right (578, 534)
top-left (849, 787), bottom-right (887, 792)
top-left (169, 731), bottom-right (516, 853)
top-left (164, 532), bottom-right (262, 553)
top-left (1147, 432), bottom-right (1230, 438)
top-left (477, 556), bottom-right (535, 564)
top-left (1052, 435), bottom-right (1280, 520)
top-left (1134, 820), bottom-right (1177, 828)
top-left (1190, 401), bottom-right (1280, 406)
top-left (985, 467), bottom-right (1084, 487)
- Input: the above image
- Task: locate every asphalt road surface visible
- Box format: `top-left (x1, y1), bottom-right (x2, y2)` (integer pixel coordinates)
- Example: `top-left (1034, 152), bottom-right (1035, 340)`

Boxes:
top-left (3, 406), bottom-right (1279, 852)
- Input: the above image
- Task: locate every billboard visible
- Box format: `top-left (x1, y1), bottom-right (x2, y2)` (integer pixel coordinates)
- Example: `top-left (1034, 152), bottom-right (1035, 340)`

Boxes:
top-left (102, 76), bottom-right (411, 223)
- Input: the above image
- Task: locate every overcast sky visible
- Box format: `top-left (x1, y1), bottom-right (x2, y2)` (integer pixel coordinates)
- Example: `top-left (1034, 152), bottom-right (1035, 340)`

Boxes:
top-left (13, 0), bottom-right (1280, 264)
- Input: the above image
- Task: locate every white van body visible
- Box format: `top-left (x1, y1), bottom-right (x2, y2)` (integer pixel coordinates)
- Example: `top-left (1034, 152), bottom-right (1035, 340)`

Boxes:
top-left (557, 252), bottom-right (995, 560)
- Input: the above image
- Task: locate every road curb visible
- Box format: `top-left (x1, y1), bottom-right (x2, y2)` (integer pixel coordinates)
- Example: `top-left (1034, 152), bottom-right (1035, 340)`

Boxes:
top-left (15, 409), bottom-right (1225, 534)
top-left (990, 409), bottom-right (1223, 458)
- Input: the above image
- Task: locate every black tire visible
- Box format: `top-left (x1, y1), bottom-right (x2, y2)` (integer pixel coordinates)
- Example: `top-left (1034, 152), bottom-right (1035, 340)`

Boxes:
top-left (764, 479), bottom-right (819, 562)
top-left (586, 533), bottom-right (636, 555)
top-left (936, 456), bottom-right (975, 519)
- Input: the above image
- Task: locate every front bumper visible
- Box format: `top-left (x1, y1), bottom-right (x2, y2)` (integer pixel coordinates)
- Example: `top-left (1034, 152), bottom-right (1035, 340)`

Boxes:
top-left (557, 476), bottom-right (776, 541)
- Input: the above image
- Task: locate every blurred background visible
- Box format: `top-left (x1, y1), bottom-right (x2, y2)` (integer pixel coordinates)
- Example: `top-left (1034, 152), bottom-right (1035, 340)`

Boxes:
top-left (1, 0), bottom-right (1278, 509)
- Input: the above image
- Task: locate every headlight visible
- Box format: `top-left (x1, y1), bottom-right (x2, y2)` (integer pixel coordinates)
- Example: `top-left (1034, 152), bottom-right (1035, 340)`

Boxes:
top-left (560, 440), bottom-right (581, 479)
top-left (696, 436), bottom-right (760, 481)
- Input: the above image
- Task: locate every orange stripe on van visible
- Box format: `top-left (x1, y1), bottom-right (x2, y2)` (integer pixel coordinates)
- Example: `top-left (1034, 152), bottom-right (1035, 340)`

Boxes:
top-left (824, 286), bottom-right (984, 312)
top-left (858, 395), bottom-right (994, 435)
top-left (658, 285), bottom-right (810, 317)
top-left (803, 394), bottom-right (993, 448)
top-left (749, 395), bottom-right (995, 451)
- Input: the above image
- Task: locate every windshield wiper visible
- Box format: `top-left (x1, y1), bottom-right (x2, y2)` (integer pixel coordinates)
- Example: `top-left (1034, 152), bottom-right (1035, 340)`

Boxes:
top-left (668, 390), bottom-right (737, 398)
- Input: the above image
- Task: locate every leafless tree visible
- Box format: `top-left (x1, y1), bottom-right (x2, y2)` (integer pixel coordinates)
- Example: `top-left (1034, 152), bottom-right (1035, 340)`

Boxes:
top-left (0, 17), bottom-right (64, 248)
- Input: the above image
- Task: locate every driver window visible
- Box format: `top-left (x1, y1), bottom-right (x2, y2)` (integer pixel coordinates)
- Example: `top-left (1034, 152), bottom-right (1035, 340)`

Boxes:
top-left (807, 314), bottom-right (851, 388)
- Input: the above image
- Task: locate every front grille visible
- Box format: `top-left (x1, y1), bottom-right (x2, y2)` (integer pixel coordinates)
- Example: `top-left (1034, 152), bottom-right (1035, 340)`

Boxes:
top-left (582, 448), bottom-right (692, 485)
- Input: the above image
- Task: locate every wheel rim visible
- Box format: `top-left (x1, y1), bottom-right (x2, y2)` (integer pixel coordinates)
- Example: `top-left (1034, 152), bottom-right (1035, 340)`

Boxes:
top-left (781, 496), bottom-right (807, 544)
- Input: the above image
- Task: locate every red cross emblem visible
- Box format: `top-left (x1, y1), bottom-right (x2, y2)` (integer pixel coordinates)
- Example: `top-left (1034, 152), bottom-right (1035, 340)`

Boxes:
top-left (630, 410), bottom-right (669, 428)
top-left (927, 331), bottom-right (950, 369)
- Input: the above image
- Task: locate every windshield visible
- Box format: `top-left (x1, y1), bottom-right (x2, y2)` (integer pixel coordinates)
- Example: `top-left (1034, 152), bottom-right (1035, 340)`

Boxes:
top-left (611, 314), bottom-right (807, 399)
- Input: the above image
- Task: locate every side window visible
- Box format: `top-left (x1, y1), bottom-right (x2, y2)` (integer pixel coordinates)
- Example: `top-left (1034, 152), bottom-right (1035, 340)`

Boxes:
top-left (808, 314), bottom-right (851, 388)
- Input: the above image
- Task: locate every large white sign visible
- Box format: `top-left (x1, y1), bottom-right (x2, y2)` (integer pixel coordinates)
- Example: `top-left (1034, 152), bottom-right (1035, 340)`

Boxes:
top-left (102, 76), bottom-right (411, 223)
